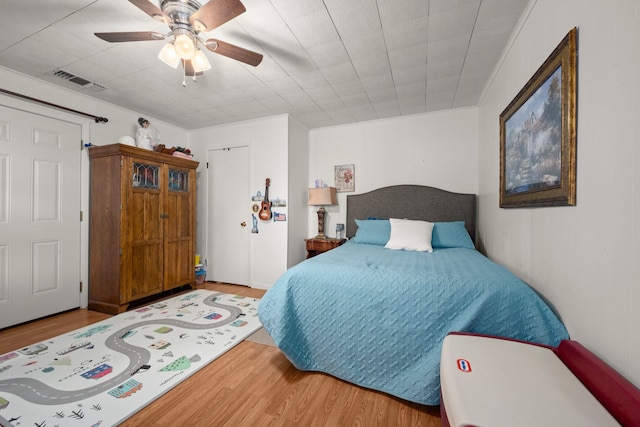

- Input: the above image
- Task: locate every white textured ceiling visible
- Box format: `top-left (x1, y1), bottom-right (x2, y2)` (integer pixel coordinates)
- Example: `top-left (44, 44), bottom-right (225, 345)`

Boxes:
top-left (0, 0), bottom-right (528, 129)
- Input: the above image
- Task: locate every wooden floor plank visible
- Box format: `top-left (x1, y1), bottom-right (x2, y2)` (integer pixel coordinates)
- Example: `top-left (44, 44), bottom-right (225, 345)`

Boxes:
top-left (0, 282), bottom-right (441, 426)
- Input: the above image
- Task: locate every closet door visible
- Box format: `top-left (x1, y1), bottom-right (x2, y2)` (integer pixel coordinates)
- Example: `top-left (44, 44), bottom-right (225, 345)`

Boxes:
top-left (207, 146), bottom-right (250, 285)
top-left (0, 105), bottom-right (81, 329)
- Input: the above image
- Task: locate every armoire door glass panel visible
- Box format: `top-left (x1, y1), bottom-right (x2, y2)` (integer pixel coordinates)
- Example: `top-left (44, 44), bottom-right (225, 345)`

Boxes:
top-left (168, 169), bottom-right (189, 192)
top-left (133, 162), bottom-right (159, 189)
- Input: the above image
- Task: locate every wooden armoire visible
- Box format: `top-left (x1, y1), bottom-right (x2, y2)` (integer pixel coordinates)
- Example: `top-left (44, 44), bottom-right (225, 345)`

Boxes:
top-left (88, 143), bottom-right (199, 314)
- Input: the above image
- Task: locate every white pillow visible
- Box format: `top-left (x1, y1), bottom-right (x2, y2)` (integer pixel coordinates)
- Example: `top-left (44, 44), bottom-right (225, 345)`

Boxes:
top-left (385, 218), bottom-right (434, 252)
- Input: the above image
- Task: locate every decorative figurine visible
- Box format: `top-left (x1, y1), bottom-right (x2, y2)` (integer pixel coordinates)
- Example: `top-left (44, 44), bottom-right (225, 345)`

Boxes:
top-left (135, 117), bottom-right (156, 150)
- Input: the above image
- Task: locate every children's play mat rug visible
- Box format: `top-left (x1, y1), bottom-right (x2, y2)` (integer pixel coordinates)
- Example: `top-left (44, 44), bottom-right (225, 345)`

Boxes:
top-left (0, 290), bottom-right (262, 426)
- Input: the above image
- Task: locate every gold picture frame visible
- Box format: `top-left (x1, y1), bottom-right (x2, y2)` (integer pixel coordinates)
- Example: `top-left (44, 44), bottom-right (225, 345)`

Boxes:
top-left (500, 27), bottom-right (578, 208)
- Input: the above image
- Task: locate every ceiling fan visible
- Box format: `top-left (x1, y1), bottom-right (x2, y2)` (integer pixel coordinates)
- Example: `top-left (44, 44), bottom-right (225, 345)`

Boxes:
top-left (95, 0), bottom-right (263, 78)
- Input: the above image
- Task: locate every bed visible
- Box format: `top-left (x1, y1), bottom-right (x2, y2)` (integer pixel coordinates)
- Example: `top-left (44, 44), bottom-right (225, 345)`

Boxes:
top-left (258, 185), bottom-right (569, 406)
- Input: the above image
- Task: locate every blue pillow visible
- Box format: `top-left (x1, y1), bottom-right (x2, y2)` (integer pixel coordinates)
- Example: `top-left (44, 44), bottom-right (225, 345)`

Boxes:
top-left (431, 221), bottom-right (475, 249)
top-left (352, 219), bottom-right (391, 245)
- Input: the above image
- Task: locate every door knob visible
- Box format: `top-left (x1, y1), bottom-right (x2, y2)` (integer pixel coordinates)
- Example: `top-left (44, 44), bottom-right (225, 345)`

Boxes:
top-left (240, 221), bottom-right (247, 227)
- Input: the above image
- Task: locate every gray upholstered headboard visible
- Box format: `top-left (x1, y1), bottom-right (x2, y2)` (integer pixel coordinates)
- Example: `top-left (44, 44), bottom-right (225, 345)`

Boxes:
top-left (346, 185), bottom-right (477, 243)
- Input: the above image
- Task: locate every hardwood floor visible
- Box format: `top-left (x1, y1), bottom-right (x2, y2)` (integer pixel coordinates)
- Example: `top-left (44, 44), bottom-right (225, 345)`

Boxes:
top-left (0, 282), bottom-right (441, 426)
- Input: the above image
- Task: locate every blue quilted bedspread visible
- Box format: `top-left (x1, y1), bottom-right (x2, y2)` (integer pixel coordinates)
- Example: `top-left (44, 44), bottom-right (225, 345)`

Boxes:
top-left (258, 241), bottom-right (569, 405)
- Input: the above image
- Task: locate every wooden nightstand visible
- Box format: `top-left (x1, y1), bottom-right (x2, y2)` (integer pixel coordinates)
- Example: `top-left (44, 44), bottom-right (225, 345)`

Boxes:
top-left (305, 238), bottom-right (346, 258)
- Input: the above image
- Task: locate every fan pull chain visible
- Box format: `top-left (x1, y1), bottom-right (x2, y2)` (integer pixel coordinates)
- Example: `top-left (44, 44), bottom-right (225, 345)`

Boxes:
top-left (182, 60), bottom-right (187, 87)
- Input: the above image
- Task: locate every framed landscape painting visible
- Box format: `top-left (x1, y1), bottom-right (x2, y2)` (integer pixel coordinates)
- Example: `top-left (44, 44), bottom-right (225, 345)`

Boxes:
top-left (500, 27), bottom-right (578, 208)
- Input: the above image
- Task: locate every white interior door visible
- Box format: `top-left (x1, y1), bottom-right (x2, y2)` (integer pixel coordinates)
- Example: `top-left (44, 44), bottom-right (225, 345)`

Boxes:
top-left (207, 146), bottom-right (250, 285)
top-left (0, 105), bottom-right (81, 329)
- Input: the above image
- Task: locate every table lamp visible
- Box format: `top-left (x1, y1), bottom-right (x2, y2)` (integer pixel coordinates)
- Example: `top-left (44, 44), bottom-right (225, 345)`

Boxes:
top-left (308, 187), bottom-right (337, 239)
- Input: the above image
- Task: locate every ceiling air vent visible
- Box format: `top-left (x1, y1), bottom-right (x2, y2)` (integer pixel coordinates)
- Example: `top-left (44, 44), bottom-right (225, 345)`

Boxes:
top-left (50, 69), bottom-right (107, 93)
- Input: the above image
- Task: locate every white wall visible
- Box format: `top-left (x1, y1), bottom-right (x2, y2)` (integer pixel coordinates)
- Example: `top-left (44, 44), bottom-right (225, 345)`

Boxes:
top-left (0, 67), bottom-right (187, 148)
top-left (0, 67), bottom-right (188, 308)
top-left (287, 118), bottom-right (310, 265)
top-left (308, 107), bottom-right (479, 237)
top-left (478, 0), bottom-right (640, 387)
top-left (189, 115), bottom-right (292, 289)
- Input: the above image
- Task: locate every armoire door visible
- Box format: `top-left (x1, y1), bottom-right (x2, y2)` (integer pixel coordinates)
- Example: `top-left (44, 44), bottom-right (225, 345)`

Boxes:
top-left (207, 146), bottom-right (250, 285)
top-left (164, 166), bottom-right (195, 290)
top-left (0, 104), bottom-right (81, 329)
top-left (124, 159), bottom-right (164, 301)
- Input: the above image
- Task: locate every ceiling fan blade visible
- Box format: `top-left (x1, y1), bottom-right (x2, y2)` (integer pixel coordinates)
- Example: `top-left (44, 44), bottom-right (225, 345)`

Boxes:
top-left (190, 0), bottom-right (246, 32)
top-left (95, 31), bottom-right (165, 43)
top-left (183, 59), bottom-right (204, 77)
top-left (205, 39), bottom-right (263, 66)
top-left (129, 0), bottom-right (170, 24)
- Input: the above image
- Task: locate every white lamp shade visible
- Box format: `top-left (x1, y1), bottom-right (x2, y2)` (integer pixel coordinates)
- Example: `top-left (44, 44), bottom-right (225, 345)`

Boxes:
top-left (308, 187), bottom-right (337, 206)
top-left (158, 43), bottom-right (180, 68)
top-left (193, 49), bottom-right (211, 72)
top-left (174, 33), bottom-right (195, 59)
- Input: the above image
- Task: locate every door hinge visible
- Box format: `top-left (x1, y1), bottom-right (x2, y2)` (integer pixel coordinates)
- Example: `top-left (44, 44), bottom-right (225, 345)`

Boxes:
top-left (80, 211), bottom-right (83, 221)
top-left (79, 281), bottom-right (83, 292)
top-left (206, 162), bottom-right (209, 168)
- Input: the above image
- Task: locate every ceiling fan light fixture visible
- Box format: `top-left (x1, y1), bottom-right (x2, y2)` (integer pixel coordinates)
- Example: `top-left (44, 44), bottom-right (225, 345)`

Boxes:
top-left (95, 0), bottom-right (262, 84)
top-left (174, 33), bottom-right (195, 60)
top-left (193, 49), bottom-right (211, 72)
top-left (158, 43), bottom-right (180, 68)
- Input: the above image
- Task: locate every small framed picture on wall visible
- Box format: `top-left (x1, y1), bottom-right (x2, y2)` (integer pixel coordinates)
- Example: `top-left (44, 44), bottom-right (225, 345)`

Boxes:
top-left (334, 164), bottom-right (355, 192)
